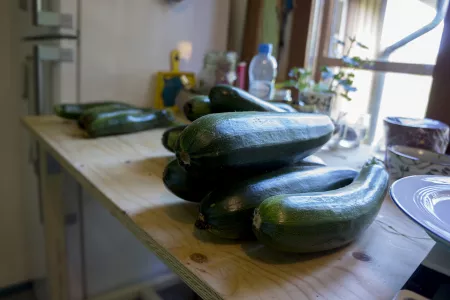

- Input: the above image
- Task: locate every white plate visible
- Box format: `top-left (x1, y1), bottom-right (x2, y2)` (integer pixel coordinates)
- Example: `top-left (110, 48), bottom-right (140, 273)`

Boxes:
top-left (390, 175), bottom-right (450, 247)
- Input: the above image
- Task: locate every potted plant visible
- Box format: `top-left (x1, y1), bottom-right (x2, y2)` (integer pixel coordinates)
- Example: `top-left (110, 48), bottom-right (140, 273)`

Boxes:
top-left (278, 36), bottom-right (370, 116)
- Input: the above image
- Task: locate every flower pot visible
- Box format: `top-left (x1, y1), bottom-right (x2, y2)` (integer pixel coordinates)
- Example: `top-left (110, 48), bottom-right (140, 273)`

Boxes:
top-left (298, 91), bottom-right (335, 116)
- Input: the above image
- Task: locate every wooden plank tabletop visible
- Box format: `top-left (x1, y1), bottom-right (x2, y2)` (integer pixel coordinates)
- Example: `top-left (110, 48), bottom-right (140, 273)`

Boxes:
top-left (23, 116), bottom-right (434, 300)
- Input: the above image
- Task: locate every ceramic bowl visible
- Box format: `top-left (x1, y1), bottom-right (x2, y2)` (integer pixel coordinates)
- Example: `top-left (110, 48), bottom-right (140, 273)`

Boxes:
top-left (383, 116), bottom-right (449, 154)
top-left (386, 145), bottom-right (450, 180)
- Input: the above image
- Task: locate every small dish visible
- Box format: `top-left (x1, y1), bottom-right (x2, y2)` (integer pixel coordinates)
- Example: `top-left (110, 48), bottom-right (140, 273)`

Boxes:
top-left (390, 175), bottom-right (450, 247)
top-left (386, 145), bottom-right (450, 180)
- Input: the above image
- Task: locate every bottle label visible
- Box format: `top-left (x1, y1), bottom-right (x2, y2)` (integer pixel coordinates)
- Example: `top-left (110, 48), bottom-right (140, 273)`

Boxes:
top-left (249, 81), bottom-right (274, 100)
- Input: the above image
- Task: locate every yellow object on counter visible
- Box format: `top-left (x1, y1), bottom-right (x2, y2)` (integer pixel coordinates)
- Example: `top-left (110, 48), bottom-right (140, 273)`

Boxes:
top-left (154, 49), bottom-right (196, 111)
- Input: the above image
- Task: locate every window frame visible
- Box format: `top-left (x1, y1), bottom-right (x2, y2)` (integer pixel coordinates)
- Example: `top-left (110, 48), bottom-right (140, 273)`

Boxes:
top-left (312, 0), bottom-right (445, 142)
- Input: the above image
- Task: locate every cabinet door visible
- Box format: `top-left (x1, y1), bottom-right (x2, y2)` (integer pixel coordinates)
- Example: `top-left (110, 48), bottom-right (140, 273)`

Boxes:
top-left (0, 0), bottom-right (33, 288)
top-left (17, 0), bottom-right (80, 296)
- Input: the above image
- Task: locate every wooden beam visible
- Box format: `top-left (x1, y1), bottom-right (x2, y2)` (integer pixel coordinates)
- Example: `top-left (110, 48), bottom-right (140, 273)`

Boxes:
top-left (319, 57), bottom-right (434, 76)
top-left (313, 0), bottom-right (333, 82)
top-left (240, 0), bottom-right (264, 90)
top-left (287, 0), bottom-right (314, 75)
top-left (241, 0), bottom-right (264, 65)
top-left (426, 4), bottom-right (450, 142)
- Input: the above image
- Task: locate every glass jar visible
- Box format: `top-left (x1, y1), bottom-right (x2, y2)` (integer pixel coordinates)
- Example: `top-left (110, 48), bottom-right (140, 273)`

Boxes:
top-left (197, 51), bottom-right (237, 94)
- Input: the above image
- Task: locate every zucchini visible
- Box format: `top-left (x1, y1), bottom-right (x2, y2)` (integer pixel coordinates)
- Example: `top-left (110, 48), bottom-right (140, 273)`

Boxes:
top-left (78, 106), bottom-right (147, 129)
top-left (54, 101), bottom-right (132, 120)
top-left (176, 112), bottom-right (334, 171)
top-left (163, 159), bottom-right (208, 202)
top-left (163, 156), bottom-right (327, 203)
top-left (196, 166), bottom-right (357, 239)
top-left (253, 158), bottom-right (389, 253)
top-left (183, 96), bottom-right (211, 121)
top-left (272, 103), bottom-right (298, 112)
top-left (86, 109), bottom-right (175, 138)
top-left (162, 125), bottom-right (188, 153)
top-left (209, 85), bottom-right (285, 113)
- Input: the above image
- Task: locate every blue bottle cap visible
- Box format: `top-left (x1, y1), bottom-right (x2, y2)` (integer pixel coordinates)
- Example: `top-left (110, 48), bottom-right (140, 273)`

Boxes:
top-left (258, 43), bottom-right (273, 54)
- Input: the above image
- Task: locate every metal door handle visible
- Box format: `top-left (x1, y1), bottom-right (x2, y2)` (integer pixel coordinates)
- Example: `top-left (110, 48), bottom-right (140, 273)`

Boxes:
top-left (22, 62), bottom-right (29, 101)
top-left (32, 45), bottom-right (74, 115)
top-left (29, 45), bottom-right (73, 223)
top-left (32, 0), bottom-right (73, 28)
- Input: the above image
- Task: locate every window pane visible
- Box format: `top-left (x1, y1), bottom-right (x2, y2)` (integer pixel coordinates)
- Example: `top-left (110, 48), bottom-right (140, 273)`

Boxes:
top-left (319, 0), bottom-right (446, 141)
top-left (374, 73), bottom-right (431, 142)
top-left (380, 0), bottom-right (446, 64)
top-left (337, 71), bottom-right (432, 145)
top-left (324, 0), bottom-right (447, 64)
top-left (335, 69), bottom-right (373, 120)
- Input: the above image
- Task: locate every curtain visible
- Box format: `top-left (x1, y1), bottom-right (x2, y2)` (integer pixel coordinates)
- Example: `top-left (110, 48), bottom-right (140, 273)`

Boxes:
top-left (345, 0), bottom-right (386, 59)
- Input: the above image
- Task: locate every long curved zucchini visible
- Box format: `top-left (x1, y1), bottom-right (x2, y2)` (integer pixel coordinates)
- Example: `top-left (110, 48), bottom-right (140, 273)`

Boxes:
top-left (78, 106), bottom-right (148, 129)
top-left (253, 158), bottom-right (389, 253)
top-left (196, 166), bottom-right (357, 239)
top-left (54, 101), bottom-right (132, 120)
top-left (86, 109), bottom-right (174, 138)
top-left (163, 157), bottom-right (327, 203)
top-left (209, 85), bottom-right (285, 113)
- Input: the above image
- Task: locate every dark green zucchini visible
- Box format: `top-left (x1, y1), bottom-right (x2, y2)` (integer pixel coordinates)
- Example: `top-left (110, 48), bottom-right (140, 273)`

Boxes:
top-left (163, 159), bottom-right (212, 202)
top-left (183, 96), bottom-right (211, 121)
top-left (162, 125), bottom-right (188, 153)
top-left (163, 156), bottom-right (327, 203)
top-left (78, 106), bottom-right (148, 129)
top-left (176, 112), bottom-right (334, 172)
top-left (196, 166), bottom-right (357, 239)
top-left (209, 85), bottom-right (285, 113)
top-left (272, 103), bottom-right (298, 112)
top-left (253, 158), bottom-right (389, 253)
top-left (86, 109), bottom-right (175, 138)
top-left (54, 101), bottom-right (132, 120)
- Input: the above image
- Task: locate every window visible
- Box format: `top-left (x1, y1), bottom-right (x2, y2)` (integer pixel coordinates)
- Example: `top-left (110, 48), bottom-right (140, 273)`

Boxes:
top-left (310, 0), bottom-right (448, 144)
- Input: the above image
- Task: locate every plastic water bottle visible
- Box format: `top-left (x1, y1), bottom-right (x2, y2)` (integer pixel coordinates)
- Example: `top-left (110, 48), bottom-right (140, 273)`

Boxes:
top-left (248, 43), bottom-right (277, 100)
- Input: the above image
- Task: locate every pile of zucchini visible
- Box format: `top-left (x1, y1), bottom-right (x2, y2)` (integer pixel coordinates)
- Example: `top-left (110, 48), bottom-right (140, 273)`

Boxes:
top-left (54, 101), bottom-right (175, 138)
top-left (162, 85), bottom-right (389, 253)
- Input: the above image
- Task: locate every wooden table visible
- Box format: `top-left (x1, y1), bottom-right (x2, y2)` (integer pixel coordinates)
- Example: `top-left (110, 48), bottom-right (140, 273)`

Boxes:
top-left (23, 116), bottom-right (435, 300)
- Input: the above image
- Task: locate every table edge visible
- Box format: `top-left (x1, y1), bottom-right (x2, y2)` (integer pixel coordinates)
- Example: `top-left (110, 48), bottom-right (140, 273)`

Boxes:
top-left (21, 117), bottom-right (224, 300)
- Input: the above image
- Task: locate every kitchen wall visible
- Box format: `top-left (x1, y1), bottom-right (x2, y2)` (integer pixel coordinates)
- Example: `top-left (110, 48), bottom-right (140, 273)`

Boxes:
top-left (0, 0), bottom-right (230, 294)
top-left (77, 0), bottom-right (230, 297)
top-left (80, 0), bottom-right (230, 107)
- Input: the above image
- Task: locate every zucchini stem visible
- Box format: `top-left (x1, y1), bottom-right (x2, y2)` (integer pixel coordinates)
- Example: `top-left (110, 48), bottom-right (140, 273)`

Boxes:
top-left (253, 209), bottom-right (262, 230)
top-left (179, 151), bottom-right (191, 166)
top-left (194, 214), bottom-right (210, 230)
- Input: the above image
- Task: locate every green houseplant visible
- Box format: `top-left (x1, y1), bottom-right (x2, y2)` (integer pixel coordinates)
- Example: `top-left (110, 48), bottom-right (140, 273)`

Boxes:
top-left (278, 36), bottom-right (370, 114)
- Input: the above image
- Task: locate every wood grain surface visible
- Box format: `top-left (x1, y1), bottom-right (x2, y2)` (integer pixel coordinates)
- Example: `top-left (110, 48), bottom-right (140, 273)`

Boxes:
top-left (22, 116), bottom-right (434, 300)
